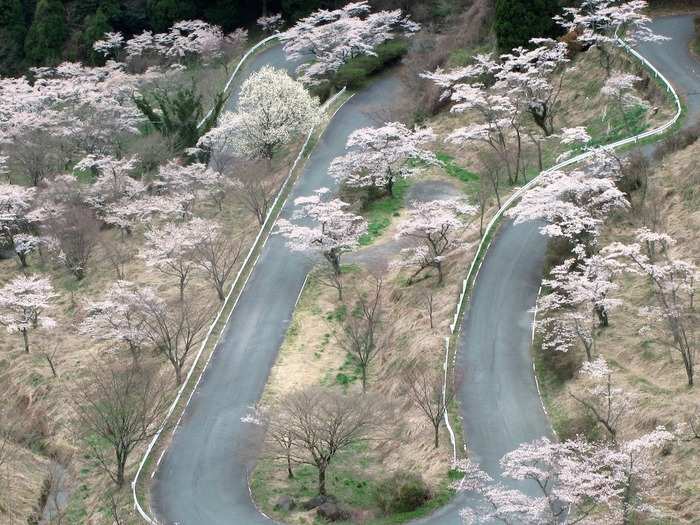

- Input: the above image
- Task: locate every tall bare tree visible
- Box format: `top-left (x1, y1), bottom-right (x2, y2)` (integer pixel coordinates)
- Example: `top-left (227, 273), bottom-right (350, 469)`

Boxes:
top-left (74, 363), bottom-right (171, 487)
top-left (337, 277), bottom-right (391, 393)
top-left (193, 225), bottom-right (244, 301)
top-left (140, 294), bottom-right (212, 385)
top-left (403, 363), bottom-right (457, 449)
top-left (232, 162), bottom-right (276, 226)
top-left (275, 388), bottom-right (383, 496)
top-left (44, 204), bottom-right (100, 280)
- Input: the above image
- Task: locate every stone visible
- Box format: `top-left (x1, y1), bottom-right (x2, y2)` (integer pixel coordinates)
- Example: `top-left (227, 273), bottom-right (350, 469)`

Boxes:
top-left (316, 501), bottom-right (350, 522)
top-left (273, 495), bottom-right (296, 512)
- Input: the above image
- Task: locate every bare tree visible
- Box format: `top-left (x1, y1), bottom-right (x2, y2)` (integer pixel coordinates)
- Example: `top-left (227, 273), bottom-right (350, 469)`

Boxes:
top-left (141, 295), bottom-right (212, 385)
top-left (275, 388), bottom-right (383, 496)
top-left (403, 363), bottom-right (457, 449)
top-left (476, 172), bottom-right (494, 238)
top-left (426, 291), bottom-right (434, 329)
top-left (44, 204), bottom-right (100, 280)
top-left (477, 150), bottom-right (502, 209)
top-left (315, 263), bottom-right (345, 301)
top-left (100, 236), bottom-right (134, 280)
top-left (232, 162), bottom-right (276, 226)
top-left (74, 363), bottom-right (171, 487)
top-left (193, 225), bottom-right (244, 301)
top-left (337, 277), bottom-right (391, 393)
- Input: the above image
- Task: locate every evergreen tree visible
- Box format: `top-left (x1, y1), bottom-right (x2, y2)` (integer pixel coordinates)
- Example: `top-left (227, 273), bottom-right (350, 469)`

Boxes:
top-left (147, 0), bottom-right (197, 32)
top-left (83, 8), bottom-right (112, 64)
top-left (494, 0), bottom-right (562, 55)
top-left (24, 0), bottom-right (67, 65)
top-left (0, 0), bottom-right (26, 75)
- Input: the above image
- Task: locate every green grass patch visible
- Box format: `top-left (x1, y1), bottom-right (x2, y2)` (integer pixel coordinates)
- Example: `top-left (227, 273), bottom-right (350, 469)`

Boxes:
top-left (436, 152), bottom-right (479, 183)
top-left (587, 105), bottom-right (649, 148)
top-left (358, 178), bottom-right (411, 246)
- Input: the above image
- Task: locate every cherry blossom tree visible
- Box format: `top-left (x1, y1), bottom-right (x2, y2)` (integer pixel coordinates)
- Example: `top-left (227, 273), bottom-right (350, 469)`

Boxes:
top-left (197, 66), bottom-right (319, 165)
top-left (140, 220), bottom-right (208, 300)
top-left (0, 184), bottom-right (35, 245)
top-left (155, 160), bottom-right (224, 213)
top-left (277, 188), bottom-right (367, 278)
top-left (570, 357), bottom-right (634, 442)
top-left (395, 198), bottom-right (476, 285)
top-left (0, 275), bottom-right (56, 353)
top-left (537, 254), bottom-right (622, 361)
top-left (602, 72), bottom-right (647, 134)
top-left (94, 21), bottom-right (247, 71)
top-left (454, 426), bottom-right (674, 524)
top-left (103, 194), bottom-right (187, 233)
top-left (280, 1), bottom-right (419, 85)
top-left (11, 233), bottom-right (41, 268)
top-left (76, 155), bottom-right (145, 216)
top-left (428, 78), bottom-right (524, 185)
top-left (555, 0), bottom-right (668, 74)
top-left (80, 280), bottom-right (154, 359)
top-left (498, 40), bottom-right (570, 137)
top-left (190, 218), bottom-right (244, 301)
top-left (507, 166), bottom-right (628, 251)
top-left (329, 123), bottom-right (437, 198)
top-left (257, 14), bottom-right (283, 33)
top-left (602, 229), bottom-right (697, 386)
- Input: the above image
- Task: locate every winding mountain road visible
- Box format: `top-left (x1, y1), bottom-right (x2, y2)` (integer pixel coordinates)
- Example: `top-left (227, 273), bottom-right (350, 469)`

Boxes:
top-left (148, 14), bottom-right (699, 525)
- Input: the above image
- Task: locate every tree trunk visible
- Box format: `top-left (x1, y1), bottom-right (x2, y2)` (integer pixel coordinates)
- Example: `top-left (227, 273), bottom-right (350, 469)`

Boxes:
top-left (361, 366), bottom-right (367, 394)
top-left (434, 424), bottom-right (440, 449)
top-left (318, 466), bottom-right (327, 496)
top-left (286, 451), bottom-right (294, 479)
top-left (436, 262), bottom-right (443, 285)
top-left (22, 329), bottom-right (29, 353)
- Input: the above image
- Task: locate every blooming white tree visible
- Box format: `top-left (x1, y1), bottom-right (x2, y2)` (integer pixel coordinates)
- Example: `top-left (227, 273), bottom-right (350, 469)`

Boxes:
top-left (0, 275), bottom-right (56, 353)
top-left (602, 229), bottom-right (697, 386)
top-left (537, 254), bottom-right (622, 361)
top-left (395, 198), bottom-right (476, 285)
top-left (197, 66), bottom-right (319, 164)
top-left (277, 188), bottom-right (367, 277)
top-left (280, 1), bottom-right (419, 85)
top-left (329, 122), bottom-right (437, 198)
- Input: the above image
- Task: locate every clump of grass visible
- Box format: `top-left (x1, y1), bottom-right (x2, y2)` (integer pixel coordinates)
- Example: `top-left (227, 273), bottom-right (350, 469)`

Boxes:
top-left (358, 178), bottom-right (411, 246)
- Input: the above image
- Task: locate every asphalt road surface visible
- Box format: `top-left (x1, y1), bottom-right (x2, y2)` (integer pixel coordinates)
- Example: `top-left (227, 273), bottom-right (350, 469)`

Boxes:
top-left (151, 46), bottom-right (406, 524)
top-left (151, 15), bottom-right (699, 525)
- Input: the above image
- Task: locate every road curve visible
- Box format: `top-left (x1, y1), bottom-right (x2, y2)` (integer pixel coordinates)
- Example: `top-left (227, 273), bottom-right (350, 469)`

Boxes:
top-left (151, 47), bottom-right (405, 524)
top-left (427, 14), bottom-right (700, 525)
top-left (149, 15), bottom-right (699, 525)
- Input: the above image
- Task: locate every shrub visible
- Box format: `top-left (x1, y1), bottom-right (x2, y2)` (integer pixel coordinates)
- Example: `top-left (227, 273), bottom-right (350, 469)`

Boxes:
top-left (311, 39), bottom-right (409, 102)
top-left (375, 471), bottom-right (430, 514)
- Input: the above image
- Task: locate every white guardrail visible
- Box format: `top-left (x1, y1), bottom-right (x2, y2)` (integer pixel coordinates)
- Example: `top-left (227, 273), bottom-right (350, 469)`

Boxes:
top-left (441, 33), bottom-right (682, 462)
top-left (132, 35), bottom-right (351, 523)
